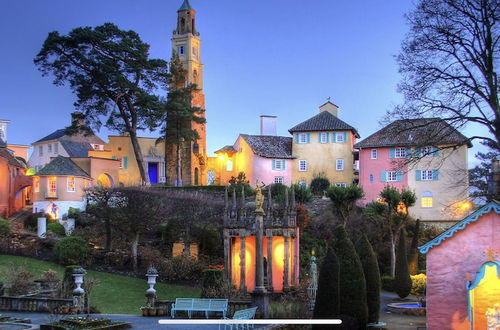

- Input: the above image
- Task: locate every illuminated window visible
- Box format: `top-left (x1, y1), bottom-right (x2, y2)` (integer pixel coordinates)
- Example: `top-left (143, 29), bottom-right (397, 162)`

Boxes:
top-left (48, 177), bottom-right (57, 197)
top-left (319, 132), bottom-right (328, 143)
top-left (371, 149), bottom-right (377, 159)
top-left (422, 197), bottom-right (433, 208)
top-left (274, 177), bottom-right (284, 184)
top-left (395, 148), bottom-right (406, 158)
top-left (299, 160), bottom-right (307, 171)
top-left (67, 176), bottom-right (75, 192)
top-left (336, 159), bottom-right (344, 171)
top-left (226, 159), bottom-right (233, 171)
top-left (34, 177), bottom-right (40, 192)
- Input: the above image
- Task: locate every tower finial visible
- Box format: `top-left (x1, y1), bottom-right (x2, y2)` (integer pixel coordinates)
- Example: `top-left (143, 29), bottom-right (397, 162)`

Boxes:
top-left (178, 0), bottom-right (194, 11)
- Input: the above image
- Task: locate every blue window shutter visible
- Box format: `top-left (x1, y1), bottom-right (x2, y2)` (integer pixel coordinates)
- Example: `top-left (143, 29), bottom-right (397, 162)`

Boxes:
top-left (272, 160), bottom-right (276, 170)
top-left (283, 160), bottom-right (286, 170)
top-left (433, 146), bottom-right (439, 157)
top-left (306, 133), bottom-right (311, 143)
top-left (295, 134), bottom-right (299, 144)
top-left (326, 133), bottom-right (329, 143)
top-left (389, 148), bottom-right (395, 158)
top-left (123, 156), bottom-right (128, 169)
top-left (416, 170), bottom-right (421, 181)
top-left (416, 148), bottom-right (421, 157)
top-left (396, 170), bottom-right (403, 182)
top-left (318, 133), bottom-right (321, 143)
top-left (112, 156), bottom-right (117, 160)
top-left (380, 171), bottom-right (387, 182)
top-left (343, 132), bottom-right (347, 142)
top-left (405, 148), bottom-right (412, 158)
top-left (433, 169), bottom-right (439, 180)
top-left (332, 132), bottom-right (337, 143)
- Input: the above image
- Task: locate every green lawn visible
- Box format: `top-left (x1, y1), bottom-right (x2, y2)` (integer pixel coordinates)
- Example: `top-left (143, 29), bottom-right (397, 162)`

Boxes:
top-left (0, 255), bottom-right (200, 314)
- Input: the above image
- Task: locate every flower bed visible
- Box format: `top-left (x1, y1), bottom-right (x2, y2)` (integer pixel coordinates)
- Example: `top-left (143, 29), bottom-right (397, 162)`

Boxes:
top-left (40, 317), bottom-right (131, 330)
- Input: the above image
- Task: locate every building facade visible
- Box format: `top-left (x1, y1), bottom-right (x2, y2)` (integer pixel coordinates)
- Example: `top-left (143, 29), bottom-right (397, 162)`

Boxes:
top-left (355, 118), bottom-right (471, 222)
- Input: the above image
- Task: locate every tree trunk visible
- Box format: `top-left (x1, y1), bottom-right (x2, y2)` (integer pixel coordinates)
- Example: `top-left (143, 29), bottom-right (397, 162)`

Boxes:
top-left (104, 218), bottom-right (112, 251)
top-left (129, 130), bottom-right (149, 185)
top-left (176, 143), bottom-right (182, 186)
top-left (131, 231), bottom-right (140, 270)
top-left (390, 230), bottom-right (396, 278)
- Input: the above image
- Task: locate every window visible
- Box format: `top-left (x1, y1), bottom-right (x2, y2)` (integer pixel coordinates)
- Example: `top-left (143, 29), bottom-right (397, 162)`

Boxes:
top-left (335, 183), bottom-right (347, 187)
top-left (48, 144), bottom-right (52, 153)
top-left (298, 180), bottom-right (307, 186)
top-left (177, 45), bottom-right (185, 55)
top-left (319, 132), bottom-right (328, 143)
top-left (54, 143), bottom-right (58, 155)
top-left (48, 177), bottom-right (57, 197)
top-left (299, 160), bottom-right (307, 171)
top-left (67, 176), bottom-right (75, 192)
top-left (226, 159), bottom-right (233, 171)
top-left (273, 159), bottom-right (285, 170)
top-left (421, 146), bottom-right (433, 156)
top-left (297, 133), bottom-right (310, 144)
top-left (421, 170), bottom-right (433, 181)
top-left (274, 177), bottom-right (284, 184)
top-left (39, 145), bottom-right (43, 156)
top-left (369, 174), bottom-right (374, 183)
top-left (119, 158), bottom-right (124, 169)
top-left (34, 177), bottom-right (40, 192)
top-left (395, 147), bottom-right (406, 158)
top-left (387, 171), bottom-right (398, 182)
top-left (336, 159), bottom-right (344, 171)
top-left (335, 132), bottom-right (346, 142)
top-left (422, 191), bottom-right (433, 207)
top-left (371, 149), bottom-right (377, 159)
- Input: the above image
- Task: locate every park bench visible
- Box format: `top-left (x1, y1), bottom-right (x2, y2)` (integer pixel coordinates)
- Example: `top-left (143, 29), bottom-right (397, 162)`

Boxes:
top-left (170, 298), bottom-right (229, 319)
top-left (220, 306), bottom-right (258, 330)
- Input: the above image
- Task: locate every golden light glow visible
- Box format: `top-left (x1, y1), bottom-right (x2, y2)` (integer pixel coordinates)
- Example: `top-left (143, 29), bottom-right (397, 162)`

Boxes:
top-left (97, 173), bottom-right (112, 188)
top-left (26, 168), bottom-right (35, 176)
top-left (469, 264), bottom-right (500, 329)
top-left (218, 155), bottom-right (225, 161)
top-left (459, 200), bottom-right (473, 211)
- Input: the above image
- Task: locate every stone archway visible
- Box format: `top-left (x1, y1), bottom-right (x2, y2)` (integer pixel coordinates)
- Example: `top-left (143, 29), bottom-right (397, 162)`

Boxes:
top-left (97, 173), bottom-right (114, 188)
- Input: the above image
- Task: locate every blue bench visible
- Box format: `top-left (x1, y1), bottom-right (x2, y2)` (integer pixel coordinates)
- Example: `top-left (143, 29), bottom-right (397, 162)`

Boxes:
top-left (221, 307), bottom-right (258, 330)
top-left (171, 298), bottom-right (229, 319)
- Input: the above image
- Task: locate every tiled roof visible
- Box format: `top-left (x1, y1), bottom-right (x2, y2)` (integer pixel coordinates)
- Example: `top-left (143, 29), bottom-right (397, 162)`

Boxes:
top-left (59, 140), bottom-right (93, 157)
top-left (240, 134), bottom-right (294, 159)
top-left (34, 129), bottom-right (105, 145)
top-left (178, 0), bottom-right (193, 11)
top-left (215, 145), bottom-right (237, 154)
top-left (36, 156), bottom-right (90, 178)
top-left (288, 111), bottom-right (360, 137)
top-left (34, 129), bottom-right (67, 143)
top-left (354, 118), bottom-right (472, 149)
top-left (0, 148), bottom-right (25, 168)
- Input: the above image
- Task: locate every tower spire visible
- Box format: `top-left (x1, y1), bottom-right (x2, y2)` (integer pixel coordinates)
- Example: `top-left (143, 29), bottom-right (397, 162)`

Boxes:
top-left (178, 0), bottom-right (194, 12)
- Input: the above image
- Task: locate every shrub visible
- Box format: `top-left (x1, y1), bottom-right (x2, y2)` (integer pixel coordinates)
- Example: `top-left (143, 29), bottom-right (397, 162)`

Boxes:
top-left (24, 212), bottom-right (44, 231)
top-left (296, 204), bottom-right (311, 230)
top-left (292, 184), bottom-right (313, 204)
top-left (158, 257), bottom-right (205, 282)
top-left (410, 273), bottom-right (427, 296)
top-left (54, 237), bottom-right (90, 265)
top-left (0, 218), bottom-right (11, 236)
top-left (195, 225), bottom-right (223, 258)
top-left (310, 173), bottom-right (330, 196)
top-left (201, 268), bottom-right (229, 298)
top-left (408, 219), bottom-right (420, 275)
top-left (41, 269), bottom-right (60, 282)
top-left (228, 172), bottom-right (254, 196)
top-left (394, 229), bottom-right (412, 298)
top-left (332, 225), bottom-right (368, 329)
top-left (381, 275), bottom-right (394, 292)
top-left (268, 183), bottom-right (288, 202)
top-left (313, 247), bottom-right (340, 320)
top-left (355, 234), bottom-right (381, 324)
top-left (9, 271), bottom-right (34, 296)
top-left (47, 222), bottom-right (66, 236)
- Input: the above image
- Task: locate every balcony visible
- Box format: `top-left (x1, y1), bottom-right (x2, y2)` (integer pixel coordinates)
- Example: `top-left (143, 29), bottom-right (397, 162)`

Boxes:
top-left (44, 192), bottom-right (58, 199)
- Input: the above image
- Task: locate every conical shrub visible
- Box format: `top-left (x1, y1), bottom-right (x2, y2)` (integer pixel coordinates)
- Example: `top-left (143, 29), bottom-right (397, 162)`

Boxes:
top-left (313, 247), bottom-right (340, 320)
top-left (394, 228), bottom-right (412, 298)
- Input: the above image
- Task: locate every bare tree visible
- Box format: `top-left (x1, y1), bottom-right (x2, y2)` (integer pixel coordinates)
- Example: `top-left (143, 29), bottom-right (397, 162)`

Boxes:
top-left (391, 0), bottom-right (499, 150)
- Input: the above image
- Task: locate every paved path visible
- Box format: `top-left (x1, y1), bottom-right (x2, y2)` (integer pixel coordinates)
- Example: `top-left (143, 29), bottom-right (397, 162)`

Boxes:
top-left (379, 291), bottom-right (426, 330)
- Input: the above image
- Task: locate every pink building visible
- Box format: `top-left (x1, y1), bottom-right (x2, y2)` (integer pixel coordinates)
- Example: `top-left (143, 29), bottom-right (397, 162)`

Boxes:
top-left (355, 118), bottom-right (471, 223)
top-left (419, 201), bottom-right (500, 330)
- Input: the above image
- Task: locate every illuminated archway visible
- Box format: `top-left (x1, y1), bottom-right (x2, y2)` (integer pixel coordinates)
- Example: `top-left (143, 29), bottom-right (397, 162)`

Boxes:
top-left (97, 173), bottom-right (114, 188)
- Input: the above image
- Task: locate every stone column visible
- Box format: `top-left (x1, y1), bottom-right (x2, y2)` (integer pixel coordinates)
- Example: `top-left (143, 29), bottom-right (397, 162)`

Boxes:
top-left (37, 217), bottom-right (46, 238)
top-left (266, 233), bottom-right (273, 292)
top-left (283, 235), bottom-right (290, 292)
top-left (223, 233), bottom-right (230, 279)
top-left (251, 212), bottom-right (269, 318)
top-left (239, 236), bottom-right (246, 292)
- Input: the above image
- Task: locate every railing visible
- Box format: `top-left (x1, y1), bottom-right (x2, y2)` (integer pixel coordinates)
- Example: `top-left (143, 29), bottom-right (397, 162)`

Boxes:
top-left (155, 299), bottom-right (252, 318)
top-left (0, 296), bottom-right (72, 312)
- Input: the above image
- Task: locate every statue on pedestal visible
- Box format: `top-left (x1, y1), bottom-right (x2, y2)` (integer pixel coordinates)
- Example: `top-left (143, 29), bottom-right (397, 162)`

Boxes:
top-left (255, 181), bottom-right (266, 215)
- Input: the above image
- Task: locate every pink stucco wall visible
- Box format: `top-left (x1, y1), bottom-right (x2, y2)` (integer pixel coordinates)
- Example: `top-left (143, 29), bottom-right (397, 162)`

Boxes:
top-left (426, 211), bottom-right (500, 330)
top-left (252, 156), bottom-right (292, 187)
top-left (358, 147), bottom-right (407, 204)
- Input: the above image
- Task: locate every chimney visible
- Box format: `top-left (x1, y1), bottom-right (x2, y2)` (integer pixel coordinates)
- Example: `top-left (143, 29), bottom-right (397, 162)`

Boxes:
top-left (71, 112), bottom-right (85, 128)
top-left (260, 115), bottom-right (277, 136)
top-left (319, 101), bottom-right (339, 117)
top-left (0, 119), bottom-right (10, 145)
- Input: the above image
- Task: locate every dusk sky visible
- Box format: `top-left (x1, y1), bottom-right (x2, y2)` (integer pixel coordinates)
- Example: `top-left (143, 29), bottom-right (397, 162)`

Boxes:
top-left (0, 0), bottom-right (488, 164)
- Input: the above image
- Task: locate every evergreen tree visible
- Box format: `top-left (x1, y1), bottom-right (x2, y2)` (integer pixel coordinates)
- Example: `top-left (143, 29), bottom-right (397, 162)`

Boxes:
top-left (394, 228), bottom-right (412, 298)
top-left (313, 247), bottom-right (340, 322)
top-left (332, 225), bottom-right (368, 329)
top-left (355, 234), bottom-right (381, 324)
top-left (408, 219), bottom-right (420, 275)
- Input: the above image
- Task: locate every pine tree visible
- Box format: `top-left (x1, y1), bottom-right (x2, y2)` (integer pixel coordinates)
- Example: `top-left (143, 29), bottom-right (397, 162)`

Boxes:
top-left (313, 247), bottom-right (340, 320)
top-left (332, 225), bottom-right (368, 329)
top-left (355, 234), bottom-right (381, 324)
top-left (394, 228), bottom-right (412, 298)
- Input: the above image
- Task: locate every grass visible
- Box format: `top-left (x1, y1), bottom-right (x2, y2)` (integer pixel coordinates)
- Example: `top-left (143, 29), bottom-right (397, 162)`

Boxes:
top-left (0, 255), bottom-right (201, 314)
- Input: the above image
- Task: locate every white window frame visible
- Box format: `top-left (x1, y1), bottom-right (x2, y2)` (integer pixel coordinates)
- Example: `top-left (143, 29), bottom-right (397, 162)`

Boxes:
top-left (422, 197), bottom-right (433, 208)
top-left (395, 147), bottom-right (406, 158)
top-left (298, 180), bottom-right (307, 186)
top-left (335, 183), bottom-right (347, 187)
top-left (298, 133), bottom-right (308, 144)
top-left (48, 177), bottom-right (57, 197)
top-left (274, 177), bottom-right (284, 184)
top-left (421, 146), bottom-right (433, 157)
top-left (274, 159), bottom-right (285, 170)
top-left (387, 171), bottom-right (398, 182)
top-left (319, 132), bottom-right (328, 143)
top-left (48, 144), bottom-right (52, 153)
top-left (226, 159), bottom-right (233, 171)
top-left (371, 149), bottom-right (377, 159)
top-left (421, 170), bottom-right (433, 181)
top-left (336, 159), bottom-right (344, 171)
top-left (67, 176), bottom-right (76, 192)
top-left (299, 160), bottom-right (307, 172)
top-left (335, 132), bottom-right (345, 143)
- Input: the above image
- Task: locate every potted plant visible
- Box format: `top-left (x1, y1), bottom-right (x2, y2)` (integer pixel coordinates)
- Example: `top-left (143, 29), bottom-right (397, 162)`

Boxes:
top-left (70, 305), bottom-right (79, 314)
top-left (148, 307), bottom-right (157, 316)
top-left (60, 305), bottom-right (69, 314)
top-left (156, 307), bottom-right (165, 316)
top-left (140, 306), bottom-right (148, 317)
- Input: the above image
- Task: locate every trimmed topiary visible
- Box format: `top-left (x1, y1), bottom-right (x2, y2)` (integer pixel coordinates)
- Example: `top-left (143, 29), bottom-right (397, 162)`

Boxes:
top-left (394, 229), bottom-right (412, 298)
top-left (47, 222), bottom-right (66, 236)
top-left (332, 225), bottom-right (368, 329)
top-left (292, 183), bottom-right (313, 204)
top-left (54, 237), bottom-right (90, 265)
top-left (313, 247), bottom-right (340, 321)
top-left (0, 217), bottom-right (11, 236)
top-left (381, 275), bottom-right (394, 292)
top-left (355, 234), bottom-right (381, 324)
top-left (310, 173), bottom-right (330, 196)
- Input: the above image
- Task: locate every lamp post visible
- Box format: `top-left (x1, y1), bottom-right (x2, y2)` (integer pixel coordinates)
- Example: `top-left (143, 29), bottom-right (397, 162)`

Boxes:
top-left (72, 267), bottom-right (87, 312)
top-left (307, 251), bottom-right (318, 311)
top-left (145, 266), bottom-right (159, 307)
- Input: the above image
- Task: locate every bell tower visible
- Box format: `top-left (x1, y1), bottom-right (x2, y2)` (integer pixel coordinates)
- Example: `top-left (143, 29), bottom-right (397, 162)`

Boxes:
top-left (167, 0), bottom-right (207, 186)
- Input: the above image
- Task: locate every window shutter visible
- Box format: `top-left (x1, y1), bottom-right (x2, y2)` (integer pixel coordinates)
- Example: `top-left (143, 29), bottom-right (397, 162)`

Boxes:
top-left (318, 133), bottom-right (321, 143)
top-left (416, 148), bottom-right (421, 157)
top-left (332, 132), bottom-right (337, 142)
top-left (396, 170), bottom-right (403, 182)
top-left (343, 132), bottom-right (347, 142)
top-left (123, 156), bottom-right (129, 169)
top-left (295, 134), bottom-right (300, 143)
top-left (416, 170), bottom-right (421, 181)
top-left (283, 160), bottom-right (286, 170)
top-left (405, 148), bottom-right (412, 158)
top-left (432, 146), bottom-right (439, 157)
top-left (326, 133), bottom-right (329, 143)
top-left (389, 148), bottom-right (395, 158)
top-left (432, 169), bottom-right (439, 180)
top-left (306, 133), bottom-right (311, 143)
top-left (272, 160), bottom-right (276, 170)
top-left (380, 171), bottom-right (387, 182)
top-left (112, 156), bottom-right (117, 160)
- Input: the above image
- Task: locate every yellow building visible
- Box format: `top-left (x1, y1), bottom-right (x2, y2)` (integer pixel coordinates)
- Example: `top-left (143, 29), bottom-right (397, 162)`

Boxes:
top-left (289, 101), bottom-right (359, 186)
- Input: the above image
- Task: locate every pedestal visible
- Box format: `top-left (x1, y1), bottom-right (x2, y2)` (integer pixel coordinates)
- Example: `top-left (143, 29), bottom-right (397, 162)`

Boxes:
top-left (37, 217), bottom-right (46, 238)
top-left (251, 290), bottom-right (269, 318)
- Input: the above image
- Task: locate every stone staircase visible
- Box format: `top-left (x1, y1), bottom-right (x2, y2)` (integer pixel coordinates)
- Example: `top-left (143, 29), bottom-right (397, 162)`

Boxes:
top-left (7, 208), bottom-right (32, 232)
